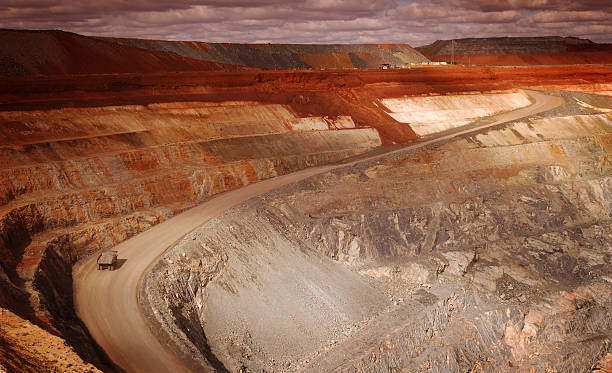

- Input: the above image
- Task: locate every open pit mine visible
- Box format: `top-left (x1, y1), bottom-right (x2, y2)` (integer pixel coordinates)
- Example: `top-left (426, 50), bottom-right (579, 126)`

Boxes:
top-left (0, 30), bottom-right (612, 373)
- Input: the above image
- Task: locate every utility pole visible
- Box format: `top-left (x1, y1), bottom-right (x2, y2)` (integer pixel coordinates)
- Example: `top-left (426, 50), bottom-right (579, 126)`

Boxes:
top-left (451, 39), bottom-right (455, 65)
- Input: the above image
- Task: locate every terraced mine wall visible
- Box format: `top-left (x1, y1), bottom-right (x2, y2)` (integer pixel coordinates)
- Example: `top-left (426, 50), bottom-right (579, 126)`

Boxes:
top-left (381, 91), bottom-right (532, 135)
top-left (0, 99), bottom-right (380, 369)
top-left (1, 65), bottom-right (612, 370)
top-left (417, 36), bottom-right (612, 66)
top-left (147, 92), bottom-right (612, 372)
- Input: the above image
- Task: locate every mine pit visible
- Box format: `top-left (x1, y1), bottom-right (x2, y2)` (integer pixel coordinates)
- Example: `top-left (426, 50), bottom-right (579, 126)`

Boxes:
top-left (1, 30), bottom-right (612, 373)
top-left (143, 94), bottom-right (612, 372)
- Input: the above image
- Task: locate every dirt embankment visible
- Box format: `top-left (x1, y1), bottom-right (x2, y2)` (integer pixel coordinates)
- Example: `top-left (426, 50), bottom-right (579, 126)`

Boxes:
top-left (0, 30), bottom-right (428, 77)
top-left (418, 36), bottom-right (595, 56)
top-left (430, 50), bottom-right (612, 66)
top-left (147, 91), bottom-right (612, 372)
top-left (100, 37), bottom-right (429, 70)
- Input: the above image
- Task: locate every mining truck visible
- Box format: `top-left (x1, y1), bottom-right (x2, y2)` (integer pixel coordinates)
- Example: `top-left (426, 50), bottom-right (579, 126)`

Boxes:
top-left (97, 250), bottom-right (118, 270)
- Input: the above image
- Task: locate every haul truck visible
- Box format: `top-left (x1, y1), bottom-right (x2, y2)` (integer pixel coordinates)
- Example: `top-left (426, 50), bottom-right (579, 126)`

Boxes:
top-left (97, 250), bottom-right (118, 270)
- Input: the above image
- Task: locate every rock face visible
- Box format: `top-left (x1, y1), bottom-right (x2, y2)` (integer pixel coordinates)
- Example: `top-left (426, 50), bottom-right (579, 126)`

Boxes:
top-left (417, 36), bottom-right (612, 66)
top-left (146, 91), bottom-right (612, 372)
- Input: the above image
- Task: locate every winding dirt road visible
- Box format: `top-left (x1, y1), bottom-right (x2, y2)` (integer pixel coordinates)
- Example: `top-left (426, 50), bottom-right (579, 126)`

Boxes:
top-left (73, 89), bottom-right (564, 372)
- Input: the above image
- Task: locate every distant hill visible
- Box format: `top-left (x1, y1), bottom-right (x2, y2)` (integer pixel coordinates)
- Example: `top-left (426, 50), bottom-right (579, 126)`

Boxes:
top-left (100, 37), bottom-right (429, 70)
top-left (0, 29), bottom-right (243, 77)
top-left (416, 36), bottom-right (612, 65)
top-left (0, 29), bottom-right (429, 77)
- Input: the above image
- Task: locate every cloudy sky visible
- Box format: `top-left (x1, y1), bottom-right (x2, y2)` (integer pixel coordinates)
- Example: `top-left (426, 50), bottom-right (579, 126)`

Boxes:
top-left (2, 0), bottom-right (611, 46)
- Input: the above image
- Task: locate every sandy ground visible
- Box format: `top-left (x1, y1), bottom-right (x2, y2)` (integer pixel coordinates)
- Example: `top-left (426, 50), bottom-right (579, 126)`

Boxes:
top-left (72, 89), bottom-right (563, 372)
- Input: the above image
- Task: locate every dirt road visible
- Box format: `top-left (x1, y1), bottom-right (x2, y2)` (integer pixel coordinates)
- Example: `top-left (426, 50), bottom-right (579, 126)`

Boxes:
top-left (73, 89), bottom-right (563, 372)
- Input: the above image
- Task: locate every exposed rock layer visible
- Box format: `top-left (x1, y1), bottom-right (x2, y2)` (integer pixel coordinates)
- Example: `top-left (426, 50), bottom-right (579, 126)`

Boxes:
top-left (381, 91), bottom-right (532, 135)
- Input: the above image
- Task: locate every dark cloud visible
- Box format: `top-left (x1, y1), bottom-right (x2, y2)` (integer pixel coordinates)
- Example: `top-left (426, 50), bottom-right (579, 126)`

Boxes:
top-left (0, 0), bottom-right (610, 45)
top-left (440, 0), bottom-right (612, 12)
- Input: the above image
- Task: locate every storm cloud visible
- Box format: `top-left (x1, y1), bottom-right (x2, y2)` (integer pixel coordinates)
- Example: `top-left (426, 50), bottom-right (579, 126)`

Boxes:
top-left (1, 0), bottom-right (610, 45)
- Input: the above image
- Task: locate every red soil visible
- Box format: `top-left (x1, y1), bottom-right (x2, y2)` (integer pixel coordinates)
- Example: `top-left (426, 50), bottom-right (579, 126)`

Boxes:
top-left (1, 65), bottom-right (611, 144)
top-left (432, 52), bottom-right (612, 65)
top-left (2, 65), bottom-right (610, 105)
